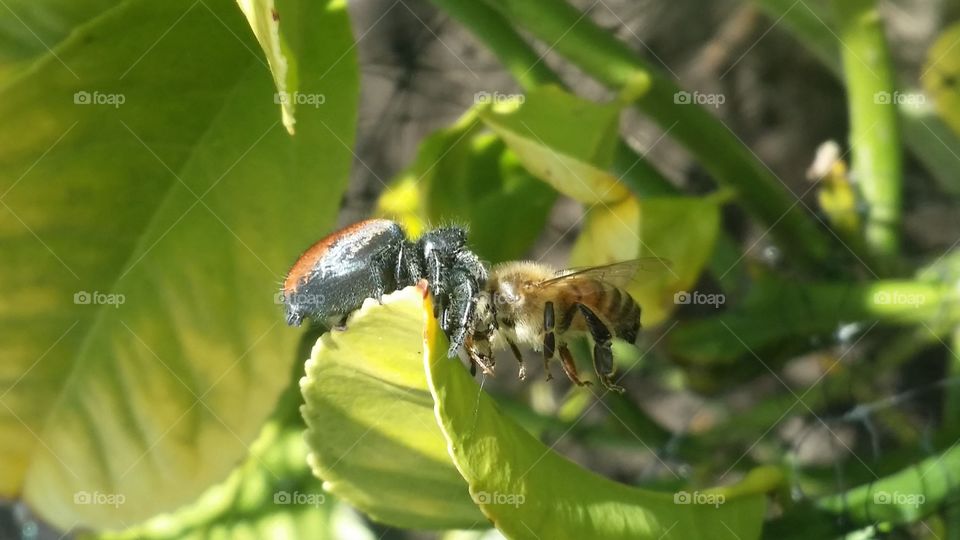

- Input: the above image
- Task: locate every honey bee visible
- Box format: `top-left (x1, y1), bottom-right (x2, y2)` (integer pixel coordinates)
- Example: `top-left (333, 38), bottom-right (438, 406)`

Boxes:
top-left (465, 259), bottom-right (664, 393)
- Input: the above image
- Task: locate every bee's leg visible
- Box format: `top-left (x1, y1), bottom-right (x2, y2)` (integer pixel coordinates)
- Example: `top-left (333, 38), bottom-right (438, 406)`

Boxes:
top-left (542, 301), bottom-right (556, 381)
top-left (466, 334), bottom-right (495, 375)
top-left (577, 304), bottom-right (625, 393)
top-left (506, 337), bottom-right (526, 380)
top-left (557, 343), bottom-right (591, 387)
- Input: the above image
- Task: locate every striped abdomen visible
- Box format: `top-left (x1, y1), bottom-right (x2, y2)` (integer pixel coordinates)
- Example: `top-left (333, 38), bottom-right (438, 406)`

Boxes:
top-left (559, 279), bottom-right (641, 343)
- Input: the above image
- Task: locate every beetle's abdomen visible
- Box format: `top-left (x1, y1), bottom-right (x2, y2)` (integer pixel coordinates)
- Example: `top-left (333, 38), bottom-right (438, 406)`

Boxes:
top-left (282, 219), bottom-right (405, 325)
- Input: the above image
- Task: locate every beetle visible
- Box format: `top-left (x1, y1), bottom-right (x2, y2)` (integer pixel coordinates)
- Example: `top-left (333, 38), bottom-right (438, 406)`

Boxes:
top-left (281, 219), bottom-right (487, 356)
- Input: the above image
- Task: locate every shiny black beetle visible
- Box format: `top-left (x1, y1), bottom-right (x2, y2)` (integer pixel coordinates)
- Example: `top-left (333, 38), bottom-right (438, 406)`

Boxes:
top-left (281, 219), bottom-right (486, 356)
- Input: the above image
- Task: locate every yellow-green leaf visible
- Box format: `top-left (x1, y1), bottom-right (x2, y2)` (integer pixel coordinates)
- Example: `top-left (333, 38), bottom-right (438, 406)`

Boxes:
top-left (423, 288), bottom-right (773, 539)
top-left (237, 0), bottom-right (299, 134)
top-left (478, 85), bottom-right (632, 204)
top-left (922, 22), bottom-right (960, 137)
top-left (0, 0), bottom-right (357, 530)
top-left (299, 287), bottom-right (485, 529)
top-left (569, 196), bottom-right (723, 326)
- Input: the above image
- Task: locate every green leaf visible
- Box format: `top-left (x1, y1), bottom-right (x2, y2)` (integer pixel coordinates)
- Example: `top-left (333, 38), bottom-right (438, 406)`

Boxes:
top-left (569, 195), bottom-right (724, 326)
top-left (377, 112), bottom-right (555, 263)
top-left (422, 288), bottom-right (773, 540)
top-left (478, 85), bottom-right (632, 204)
top-left (922, 22), bottom-right (960, 138)
top-left (236, 0), bottom-right (299, 134)
top-left (300, 287), bottom-right (485, 529)
top-left (0, 1), bottom-right (116, 80)
top-left (90, 383), bottom-right (373, 540)
top-left (0, 0), bottom-right (357, 530)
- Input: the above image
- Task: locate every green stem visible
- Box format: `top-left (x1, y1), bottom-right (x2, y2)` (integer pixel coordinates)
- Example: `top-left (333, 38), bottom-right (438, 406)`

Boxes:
top-left (669, 279), bottom-right (949, 366)
top-left (752, 0), bottom-right (960, 197)
top-left (832, 0), bottom-right (903, 272)
top-left (476, 0), bottom-right (835, 269)
top-left (947, 326), bottom-right (960, 430)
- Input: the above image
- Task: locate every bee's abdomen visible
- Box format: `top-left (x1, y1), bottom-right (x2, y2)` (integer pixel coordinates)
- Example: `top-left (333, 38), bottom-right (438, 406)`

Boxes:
top-left (600, 285), bottom-right (641, 343)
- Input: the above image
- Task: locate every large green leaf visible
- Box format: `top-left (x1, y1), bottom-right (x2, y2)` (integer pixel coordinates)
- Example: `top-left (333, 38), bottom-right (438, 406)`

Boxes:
top-left (0, 0), bottom-right (116, 80)
top-left (377, 112), bottom-right (555, 263)
top-left (477, 85), bottom-right (632, 204)
top-left (300, 287), bottom-right (485, 529)
top-left (91, 371), bottom-right (374, 540)
top-left (422, 288), bottom-right (775, 539)
top-left (0, 0), bottom-right (357, 530)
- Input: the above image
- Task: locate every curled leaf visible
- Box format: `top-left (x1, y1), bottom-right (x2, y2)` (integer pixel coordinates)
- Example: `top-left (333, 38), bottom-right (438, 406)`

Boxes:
top-left (300, 287), bottom-right (484, 529)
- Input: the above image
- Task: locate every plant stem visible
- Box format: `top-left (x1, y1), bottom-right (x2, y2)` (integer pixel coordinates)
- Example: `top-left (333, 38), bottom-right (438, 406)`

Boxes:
top-left (832, 0), bottom-right (903, 273)
top-left (476, 0), bottom-right (835, 269)
top-left (947, 326), bottom-right (960, 430)
top-left (753, 0), bottom-right (960, 198)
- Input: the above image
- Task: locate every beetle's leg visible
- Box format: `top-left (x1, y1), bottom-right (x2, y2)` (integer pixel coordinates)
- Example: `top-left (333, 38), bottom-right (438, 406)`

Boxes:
top-left (577, 304), bottom-right (625, 393)
top-left (506, 337), bottom-right (526, 380)
top-left (558, 343), bottom-right (590, 387)
top-left (369, 247), bottom-right (399, 303)
top-left (444, 272), bottom-right (476, 357)
top-left (542, 301), bottom-right (556, 381)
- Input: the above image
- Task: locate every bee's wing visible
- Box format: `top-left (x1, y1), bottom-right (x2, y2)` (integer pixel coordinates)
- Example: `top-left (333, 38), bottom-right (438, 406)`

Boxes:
top-left (538, 257), bottom-right (672, 288)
